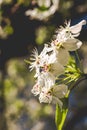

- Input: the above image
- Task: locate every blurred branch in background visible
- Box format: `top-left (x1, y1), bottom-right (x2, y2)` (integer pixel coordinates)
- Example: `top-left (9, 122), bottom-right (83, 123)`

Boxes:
top-left (0, 70), bottom-right (7, 130)
top-left (0, 0), bottom-right (13, 39)
top-left (25, 0), bottom-right (59, 21)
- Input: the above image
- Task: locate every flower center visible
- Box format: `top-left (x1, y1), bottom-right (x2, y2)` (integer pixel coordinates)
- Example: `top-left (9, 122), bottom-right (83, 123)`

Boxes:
top-left (36, 57), bottom-right (40, 64)
top-left (53, 40), bottom-right (64, 49)
top-left (40, 64), bottom-right (51, 72)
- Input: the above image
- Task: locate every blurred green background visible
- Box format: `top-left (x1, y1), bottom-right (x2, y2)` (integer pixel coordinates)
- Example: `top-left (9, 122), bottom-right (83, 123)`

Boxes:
top-left (0, 0), bottom-right (87, 130)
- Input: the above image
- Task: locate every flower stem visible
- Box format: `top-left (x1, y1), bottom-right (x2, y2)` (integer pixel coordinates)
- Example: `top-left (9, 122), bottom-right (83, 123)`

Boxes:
top-left (74, 50), bottom-right (81, 69)
top-left (55, 100), bottom-right (68, 130)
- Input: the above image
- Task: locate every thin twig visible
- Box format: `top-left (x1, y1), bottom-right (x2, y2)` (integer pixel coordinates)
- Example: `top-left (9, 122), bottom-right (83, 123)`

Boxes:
top-left (69, 74), bottom-right (87, 90)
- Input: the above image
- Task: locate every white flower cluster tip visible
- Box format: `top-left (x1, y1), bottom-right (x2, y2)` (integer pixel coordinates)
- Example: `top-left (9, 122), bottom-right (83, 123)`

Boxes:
top-left (29, 20), bottom-right (86, 108)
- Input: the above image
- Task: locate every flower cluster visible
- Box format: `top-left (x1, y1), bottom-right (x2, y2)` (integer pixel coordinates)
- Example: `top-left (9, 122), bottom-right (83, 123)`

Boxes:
top-left (29, 20), bottom-right (86, 108)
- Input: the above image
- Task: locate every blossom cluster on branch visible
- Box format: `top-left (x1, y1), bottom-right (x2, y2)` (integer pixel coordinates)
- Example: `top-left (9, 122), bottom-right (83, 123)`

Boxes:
top-left (29, 20), bottom-right (86, 109)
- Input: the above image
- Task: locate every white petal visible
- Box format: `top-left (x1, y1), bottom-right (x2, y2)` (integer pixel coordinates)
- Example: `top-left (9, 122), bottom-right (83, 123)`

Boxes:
top-left (57, 49), bottom-right (70, 65)
top-left (52, 96), bottom-right (63, 109)
top-left (63, 38), bottom-right (82, 51)
top-left (47, 51), bottom-right (57, 64)
top-left (70, 20), bottom-right (86, 36)
top-left (31, 83), bottom-right (41, 96)
top-left (40, 44), bottom-right (52, 57)
top-left (53, 84), bottom-right (68, 98)
top-left (34, 67), bottom-right (40, 78)
top-left (29, 48), bottom-right (40, 71)
top-left (39, 87), bottom-right (52, 103)
top-left (50, 62), bottom-right (64, 77)
top-left (42, 72), bottom-right (55, 88)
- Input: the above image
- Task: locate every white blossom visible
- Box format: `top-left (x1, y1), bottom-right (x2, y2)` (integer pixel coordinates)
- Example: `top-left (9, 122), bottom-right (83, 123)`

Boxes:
top-left (30, 19), bottom-right (86, 107)
top-left (57, 20), bottom-right (86, 39)
top-left (39, 84), bottom-right (68, 108)
top-left (39, 55), bottom-right (65, 77)
top-left (55, 20), bottom-right (86, 52)
top-left (32, 72), bottom-right (55, 96)
top-left (30, 44), bottom-right (65, 78)
top-left (29, 44), bottom-right (52, 72)
top-left (39, 87), bottom-right (53, 104)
